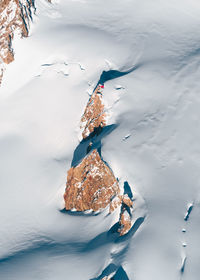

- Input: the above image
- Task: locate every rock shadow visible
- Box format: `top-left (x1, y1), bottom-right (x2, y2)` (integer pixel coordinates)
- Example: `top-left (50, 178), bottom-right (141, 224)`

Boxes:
top-left (59, 208), bottom-right (101, 217)
top-left (71, 124), bottom-right (117, 167)
top-left (116, 216), bottom-right (145, 243)
top-left (123, 181), bottom-right (133, 200)
top-left (90, 263), bottom-right (117, 280)
top-left (96, 64), bottom-right (141, 88)
top-left (90, 264), bottom-right (129, 280)
top-left (114, 266), bottom-right (130, 280)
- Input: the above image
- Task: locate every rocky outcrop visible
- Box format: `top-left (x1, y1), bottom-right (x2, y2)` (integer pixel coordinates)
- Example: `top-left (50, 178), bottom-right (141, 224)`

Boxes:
top-left (0, 0), bottom-right (35, 84)
top-left (110, 193), bottom-right (133, 236)
top-left (119, 208), bottom-right (132, 236)
top-left (80, 85), bottom-right (106, 139)
top-left (63, 77), bottom-right (135, 239)
top-left (122, 194), bottom-right (133, 208)
top-left (64, 82), bottom-right (134, 236)
top-left (109, 195), bottom-right (122, 213)
top-left (64, 149), bottom-right (120, 212)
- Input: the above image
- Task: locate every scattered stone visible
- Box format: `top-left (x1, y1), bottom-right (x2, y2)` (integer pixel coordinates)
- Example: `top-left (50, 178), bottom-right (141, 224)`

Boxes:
top-left (122, 134), bottom-right (131, 141)
top-left (115, 84), bottom-right (124, 90)
top-left (184, 203), bottom-right (193, 221)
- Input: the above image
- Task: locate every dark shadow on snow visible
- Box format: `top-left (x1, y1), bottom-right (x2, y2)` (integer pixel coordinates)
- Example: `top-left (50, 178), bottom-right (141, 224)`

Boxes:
top-left (123, 181), bottom-right (133, 200)
top-left (90, 264), bottom-right (130, 280)
top-left (184, 204), bottom-right (193, 221)
top-left (71, 124), bottom-right (117, 167)
top-left (114, 266), bottom-right (130, 280)
top-left (116, 217), bottom-right (145, 243)
top-left (95, 64), bottom-right (141, 89)
top-left (59, 208), bottom-right (101, 217)
top-left (90, 263), bottom-right (117, 280)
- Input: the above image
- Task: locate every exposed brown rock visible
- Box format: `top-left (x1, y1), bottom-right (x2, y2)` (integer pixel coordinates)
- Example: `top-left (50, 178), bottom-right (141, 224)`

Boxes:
top-left (122, 194), bottom-right (133, 208)
top-left (0, 0), bottom-right (35, 84)
top-left (64, 81), bottom-right (135, 237)
top-left (0, 69), bottom-right (4, 85)
top-left (109, 193), bottom-right (134, 236)
top-left (109, 194), bottom-right (133, 212)
top-left (64, 149), bottom-right (119, 212)
top-left (80, 85), bottom-right (106, 139)
top-left (109, 195), bottom-right (122, 213)
top-left (119, 208), bottom-right (132, 236)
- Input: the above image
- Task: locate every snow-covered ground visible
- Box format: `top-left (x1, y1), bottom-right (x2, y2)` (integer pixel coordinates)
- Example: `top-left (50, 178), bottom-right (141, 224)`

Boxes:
top-left (1, 0), bottom-right (200, 279)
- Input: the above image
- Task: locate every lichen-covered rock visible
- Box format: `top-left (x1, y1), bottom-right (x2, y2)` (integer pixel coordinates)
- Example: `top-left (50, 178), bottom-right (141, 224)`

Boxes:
top-left (0, 0), bottom-right (35, 83)
top-left (80, 85), bottom-right (106, 139)
top-left (64, 149), bottom-right (119, 212)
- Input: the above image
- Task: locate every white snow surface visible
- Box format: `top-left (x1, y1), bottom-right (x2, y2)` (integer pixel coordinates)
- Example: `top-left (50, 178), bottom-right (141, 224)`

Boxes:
top-left (1, 0), bottom-right (200, 279)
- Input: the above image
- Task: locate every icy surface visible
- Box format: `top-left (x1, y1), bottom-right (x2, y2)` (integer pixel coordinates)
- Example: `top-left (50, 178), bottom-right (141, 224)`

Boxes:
top-left (1, 0), bottom-right (200, 279)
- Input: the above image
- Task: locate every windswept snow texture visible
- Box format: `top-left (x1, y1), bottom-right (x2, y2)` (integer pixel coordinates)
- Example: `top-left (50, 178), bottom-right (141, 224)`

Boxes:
top-left (1, 0), bottom-right (200, 279)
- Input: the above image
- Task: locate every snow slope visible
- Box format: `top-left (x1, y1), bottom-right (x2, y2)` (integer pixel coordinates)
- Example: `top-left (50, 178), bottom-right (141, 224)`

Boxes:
top-left (1, 0), bottom-right (200, 279)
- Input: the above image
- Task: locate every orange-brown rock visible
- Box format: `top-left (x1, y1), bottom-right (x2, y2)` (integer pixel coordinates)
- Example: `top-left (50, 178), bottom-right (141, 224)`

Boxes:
top-left (122, 194), bottom-right (133, 208)
top-left (0, 70), bottom-right (3, 85)
top-left (80, 85), bottom-right (106, 139)
top-left (109, 195), bottom-right (122, 213)
top-left (0, 0), bottom-right (35, 84)
top-left (109, 194), bottom-right (133, 213)
top-left (64, 149), bottom-right (119, 212)
top-left (119, 208), bottom-right (132, 236)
